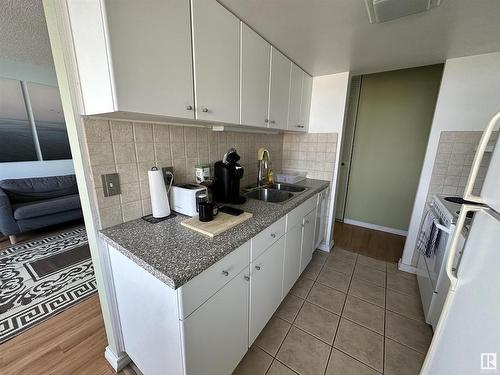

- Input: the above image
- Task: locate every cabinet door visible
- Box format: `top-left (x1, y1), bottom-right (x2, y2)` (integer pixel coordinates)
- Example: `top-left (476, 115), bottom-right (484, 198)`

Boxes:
top-left (191, 0), bottom-right (240, 123)
top-left (183, 267), bottom-right (250, 375)
top-left (300, 210), bottom-right (316, 273)
top-left (240, 23), bottom-right (270, 128)
top-left (299, 72), bottom-right (313, 132)
top-left (268, 47), bottom-right (291, 130)
top-left (283, 223), bottom-right (302, 297)
top-left (249, 236), bottom-right (285, 344)
top-left (105, 0), bottom-right (194, 118)
top-left (287, 63), bottom-right (303, 131)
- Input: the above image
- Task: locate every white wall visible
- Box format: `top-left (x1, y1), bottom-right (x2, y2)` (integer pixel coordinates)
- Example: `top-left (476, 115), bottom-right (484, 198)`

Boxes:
top-left (402, 51), bottom-right (500, 267)
top-left (308, 72), bottom-right (350, 249)
top-left (0, 58), bottom-right (74, 180)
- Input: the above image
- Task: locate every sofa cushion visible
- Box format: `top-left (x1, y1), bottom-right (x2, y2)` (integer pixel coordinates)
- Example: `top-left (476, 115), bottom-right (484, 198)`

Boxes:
top-left (0, 175), bottom-right (78, 203)
top-left (12, 194), bottom-right (81, 220)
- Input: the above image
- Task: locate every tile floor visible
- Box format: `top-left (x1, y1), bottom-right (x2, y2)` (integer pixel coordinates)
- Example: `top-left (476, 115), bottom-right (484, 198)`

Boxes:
top-left (233, 247), bottom-right (433, 375)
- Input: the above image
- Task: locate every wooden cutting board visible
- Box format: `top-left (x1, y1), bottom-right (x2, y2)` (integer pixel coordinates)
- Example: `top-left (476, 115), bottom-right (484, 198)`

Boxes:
top-left (181, 211), bottom-right (253, 237)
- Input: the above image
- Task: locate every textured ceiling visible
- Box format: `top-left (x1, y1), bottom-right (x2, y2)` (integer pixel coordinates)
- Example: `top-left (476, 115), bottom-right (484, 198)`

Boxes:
top-left (219, 0), bottom-right (500, 76)
top-left (0, 0), bottom-right (54, 67)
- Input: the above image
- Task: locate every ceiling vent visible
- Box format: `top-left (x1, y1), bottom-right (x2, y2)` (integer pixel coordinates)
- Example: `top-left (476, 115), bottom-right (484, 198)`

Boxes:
top-left (364, 0), bottom-right (441, 24)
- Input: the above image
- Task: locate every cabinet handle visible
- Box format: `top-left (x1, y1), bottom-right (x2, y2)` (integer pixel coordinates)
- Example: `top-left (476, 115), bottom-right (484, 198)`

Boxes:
top-left (270, 120), bottom-right (276, 124)
top-left (202, 108), bottom-right (209, 113)
top-left (305, 220), bottom-right (310, 224)
top-left (296, 125), bottom-right (304, 128)
top-left (255, 265), bottom-right (261, 271)
top-left (264, 119), bottom-right (269, 123)
top-left (186, 105), bottom-right (193, 110)
top-left (222, 270), bottom-right (229, 276)
top-left (244, 275), bottom-right (250, 281)
top-left (270, 233), bottom-right (276, 238)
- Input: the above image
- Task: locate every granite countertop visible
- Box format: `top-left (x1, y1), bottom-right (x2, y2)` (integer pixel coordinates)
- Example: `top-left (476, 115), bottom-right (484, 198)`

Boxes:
top-left (99, 178), bottom-right (330, 289)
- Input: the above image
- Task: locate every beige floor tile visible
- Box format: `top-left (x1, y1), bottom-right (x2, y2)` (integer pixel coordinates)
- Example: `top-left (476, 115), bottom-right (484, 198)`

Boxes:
top-left (311, 250), bottom-right (328, 265)
top-left (356, 255), bottom-right (387, 272)
top-left (342, 295), bottom-right (385, 334)
top-left (333, 319), bottom-right (384, 372)
top-left (254, 316), bottom-right (291, 356)
top-left (267, 360), bottom-right (298, 375)
top-left (330, 247), bottom-right (358, 262)
top-left (385, 311), bottom-right (433, 354)
top-left (387, 272), bottom-right (419, 297)
top-left (233, 346), bottom-right (273, 375)
top-left (328, 252), bottom-right (357, 267)
top-left (294, 302), bottom-right (340, 344)
top-left (276, 294), bottom-right (304, 323)
top-left (386, 290), bottom-right (425, 322)
top-left (348, 278), bottom-right (385, 308)
top-left (317, 266), bottom-right (351, 292)
top-left (324, 257), bottom-right (355, 275)
top-left (306, 283), bottom-right (346, 315)
top-left (302, 261), bottom-right (323, 281)
top-left (290, 275), bottom-right (314, 299)
top-left (384, 339), bottom-right (425, 375)
top-left (386, 263), bottom-right (417, 281)
top-left (277, 326), bottom-right (330, 375)
top-left (353, 264), bottom-right (386, 287)
top-left (326, 349), bottom-right (381, 375)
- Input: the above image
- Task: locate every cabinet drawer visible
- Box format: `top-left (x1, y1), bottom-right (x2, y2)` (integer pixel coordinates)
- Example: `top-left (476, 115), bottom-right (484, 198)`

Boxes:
top-left (178, 241), bottom-right (250, 319)
top-left (286, 194), bottom-right (318, 231)
top-left (251, 216), bottom-right (286, 261)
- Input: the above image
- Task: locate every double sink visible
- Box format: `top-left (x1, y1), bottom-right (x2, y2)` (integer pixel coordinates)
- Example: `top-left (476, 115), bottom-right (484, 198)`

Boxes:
top-left (244, 183), bottom-right (308, 203)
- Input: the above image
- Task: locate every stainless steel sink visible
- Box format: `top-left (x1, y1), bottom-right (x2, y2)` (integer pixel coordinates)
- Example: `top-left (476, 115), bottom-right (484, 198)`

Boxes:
top-left (269, 183), bottom-right (307, 193)
top-left (244, 188), bottom-right (294, 203)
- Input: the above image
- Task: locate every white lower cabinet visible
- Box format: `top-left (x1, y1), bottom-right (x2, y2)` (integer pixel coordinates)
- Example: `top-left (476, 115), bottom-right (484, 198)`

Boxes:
top-left (300, 209), bottom-right (316, 273)
top-left (183, 267), bottom-right (250, 375)
top-left (249, 236), bottom-right (285, 345)
top-left (283, 223), bottom-right (302, 297)
top-left (108, 191), bottom-right (324, 375)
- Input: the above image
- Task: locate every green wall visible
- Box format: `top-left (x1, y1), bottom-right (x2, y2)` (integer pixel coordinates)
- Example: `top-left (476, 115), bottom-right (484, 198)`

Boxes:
top-left (345, 64), bottom-right (443, 231)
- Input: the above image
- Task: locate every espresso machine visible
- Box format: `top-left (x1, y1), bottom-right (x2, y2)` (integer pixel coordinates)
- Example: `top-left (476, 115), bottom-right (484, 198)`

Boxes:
top-left (213, 148), bottom-right (246, 204)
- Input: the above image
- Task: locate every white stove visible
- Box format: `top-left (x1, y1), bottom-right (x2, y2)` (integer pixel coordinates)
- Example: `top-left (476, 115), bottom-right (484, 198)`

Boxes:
top-left (417, 194), bottom-right (466, 330)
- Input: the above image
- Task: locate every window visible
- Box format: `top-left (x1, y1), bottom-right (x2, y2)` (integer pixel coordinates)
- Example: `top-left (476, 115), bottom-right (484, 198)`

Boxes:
top-left (0, 78), bottom-right (38, 162)
top-left (0, 77), bottom-right (71, 162)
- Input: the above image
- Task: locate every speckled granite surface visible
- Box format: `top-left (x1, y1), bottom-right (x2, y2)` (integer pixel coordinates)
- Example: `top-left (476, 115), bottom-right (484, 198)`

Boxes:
top-left (99, 179), bottom-right (329, 289)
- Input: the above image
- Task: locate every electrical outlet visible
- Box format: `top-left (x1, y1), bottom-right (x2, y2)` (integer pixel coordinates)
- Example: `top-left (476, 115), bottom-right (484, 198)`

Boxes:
top-left (162, 166), bottom-right (174, 186)
top-left (101, 173), bottom-right (121, 197)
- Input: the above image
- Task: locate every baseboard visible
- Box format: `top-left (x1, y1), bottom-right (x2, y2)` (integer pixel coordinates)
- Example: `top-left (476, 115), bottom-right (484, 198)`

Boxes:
top-left (317, 238), bottom-right (334, 252)
top-left (105, 346), bottom-right (130, 372)
top-left (343, 219), bottom-right (408, 236)
top-left (398, 259), bottom-right (417, 274)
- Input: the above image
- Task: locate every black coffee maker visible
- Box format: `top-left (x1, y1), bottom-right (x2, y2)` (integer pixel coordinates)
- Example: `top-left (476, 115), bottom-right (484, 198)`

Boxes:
top-left (213, 148), bottom-right (246, 204)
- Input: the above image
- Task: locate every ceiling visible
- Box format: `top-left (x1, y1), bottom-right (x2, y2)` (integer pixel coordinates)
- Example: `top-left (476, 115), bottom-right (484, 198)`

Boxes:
top-left (219, 0), bottom-right (500, 76)
top-left (0, 0), bottom-right (53, 67)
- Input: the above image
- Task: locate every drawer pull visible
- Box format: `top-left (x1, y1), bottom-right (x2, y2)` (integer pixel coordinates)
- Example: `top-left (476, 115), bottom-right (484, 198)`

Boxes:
top-left (270, 233), bottom-right (276, 238)
top-left (305, 220), bottom-right (310, 224)
top-left (222, 270), bottom-right (229, 277)
top-left (244, 275), bottom-right (250, 281)
top-left (255, 265), bottom-right (261, 271)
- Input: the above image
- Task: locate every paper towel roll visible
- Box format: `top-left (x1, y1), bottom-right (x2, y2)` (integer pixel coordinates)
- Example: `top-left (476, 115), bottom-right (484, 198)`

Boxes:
top-left (148, 168), bottom-right (171, 218)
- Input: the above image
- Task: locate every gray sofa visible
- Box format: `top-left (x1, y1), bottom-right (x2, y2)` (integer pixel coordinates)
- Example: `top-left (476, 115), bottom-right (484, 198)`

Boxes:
top-left (0, 175), bottom-right (83, 244)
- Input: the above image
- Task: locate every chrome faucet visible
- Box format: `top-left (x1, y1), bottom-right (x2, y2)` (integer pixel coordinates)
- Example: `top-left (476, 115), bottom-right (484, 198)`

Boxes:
top-left (257, 148), bottom-right (271, 187)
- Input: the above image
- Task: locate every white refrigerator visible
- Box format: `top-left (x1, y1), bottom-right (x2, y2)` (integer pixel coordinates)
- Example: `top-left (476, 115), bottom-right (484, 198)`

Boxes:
top-left (421, 112), bottom-right (500, 375)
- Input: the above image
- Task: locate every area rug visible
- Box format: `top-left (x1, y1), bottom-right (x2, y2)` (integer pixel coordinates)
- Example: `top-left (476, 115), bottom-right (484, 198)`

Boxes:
top-left (0, 227), bottom-right (96, 343)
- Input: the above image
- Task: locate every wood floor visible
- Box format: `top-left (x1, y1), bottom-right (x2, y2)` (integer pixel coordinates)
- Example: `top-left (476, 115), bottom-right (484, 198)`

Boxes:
top-left (333, 221), bottom-right (406, 263)
top-left (0, 294), bottom-right (123, 375)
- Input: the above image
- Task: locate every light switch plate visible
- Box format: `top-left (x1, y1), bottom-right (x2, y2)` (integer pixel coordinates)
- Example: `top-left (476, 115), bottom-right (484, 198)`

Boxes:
top-left (102, 173), bottom-right (121, 197)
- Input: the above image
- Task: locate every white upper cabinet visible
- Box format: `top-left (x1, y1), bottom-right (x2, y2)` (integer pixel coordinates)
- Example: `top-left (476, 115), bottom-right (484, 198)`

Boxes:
top-left (288, 63), bottom-right (304, 131)
top-left (191, 0), bottom-right (240, 123)
top-left (68, 0), bottom-right (194, 118)
top-left (300, 72), bottom-right (313, 132)
top-left (240, 23), bottom-right (271, 128)
top-left (268, 48), bottom-right (291, 130)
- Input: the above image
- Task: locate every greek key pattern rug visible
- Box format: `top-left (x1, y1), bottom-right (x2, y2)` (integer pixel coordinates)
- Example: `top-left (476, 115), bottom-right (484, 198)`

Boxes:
top-left (0, 227), bottom-right (96, 343)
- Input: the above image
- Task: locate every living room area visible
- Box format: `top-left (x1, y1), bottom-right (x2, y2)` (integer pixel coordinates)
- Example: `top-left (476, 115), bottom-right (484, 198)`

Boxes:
top-left (0, 1), bottom-right (102, 370)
